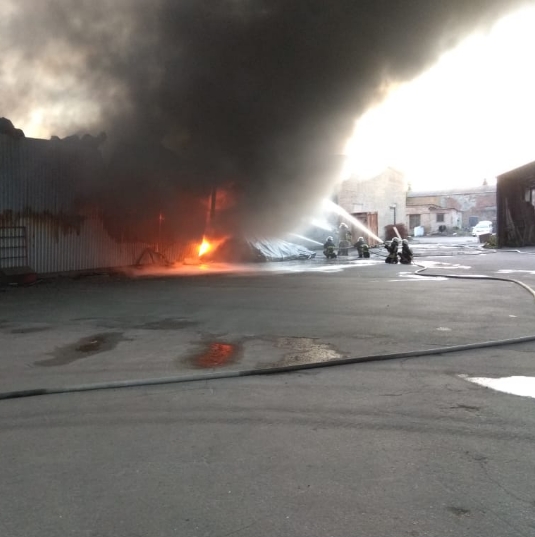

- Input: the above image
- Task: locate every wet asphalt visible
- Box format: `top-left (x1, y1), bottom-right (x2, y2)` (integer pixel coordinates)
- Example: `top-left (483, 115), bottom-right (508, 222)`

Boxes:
top-left (1, 238), bottom-right (535, 536)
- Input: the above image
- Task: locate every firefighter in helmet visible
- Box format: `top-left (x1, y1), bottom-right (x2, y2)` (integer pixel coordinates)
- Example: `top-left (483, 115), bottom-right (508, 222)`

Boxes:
top-left (323, 236), bottom-right (337, 259)
top-left (355, 236), bottom-right (370, 258)
top-left (399, 239), bottom-right (413, 264)
top-left (338, 223), bottom-right (351, 256)
top-left (385, 236), bottom-right (400, 263)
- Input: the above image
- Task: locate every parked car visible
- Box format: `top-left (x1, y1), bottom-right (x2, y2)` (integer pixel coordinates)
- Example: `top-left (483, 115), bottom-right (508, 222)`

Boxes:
top-left (471, 221), bottom-right (493, 236)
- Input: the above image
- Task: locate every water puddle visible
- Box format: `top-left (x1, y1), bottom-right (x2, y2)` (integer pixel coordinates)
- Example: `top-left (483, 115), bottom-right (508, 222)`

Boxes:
top-left (460, 375), bottom-right (535, 399)
top-left (191, 342), bottom-right (241, 368)
top-left (418, 261), bottom-right (472, 270)
top-left (392, 273), bottom-right (447, 282)
top-left (272, 337), bottom-right (343, 367)
top-left (265, 259), bottom-right (382, 274)
top-left (497, 269), bottom-right (535, 275)
top-left (34, 332), bottom-right (126, 367)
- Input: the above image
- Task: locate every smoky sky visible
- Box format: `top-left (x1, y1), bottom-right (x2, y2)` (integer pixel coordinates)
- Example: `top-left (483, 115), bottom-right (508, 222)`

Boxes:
top-left (1, 0), bottom-right (529, 235)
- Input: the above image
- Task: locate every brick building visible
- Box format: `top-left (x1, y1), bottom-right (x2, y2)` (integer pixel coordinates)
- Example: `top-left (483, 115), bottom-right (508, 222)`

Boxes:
top-left (337, 168), bottom-right (407, 243)
top-left (406, 185), bottom-right (496, 234)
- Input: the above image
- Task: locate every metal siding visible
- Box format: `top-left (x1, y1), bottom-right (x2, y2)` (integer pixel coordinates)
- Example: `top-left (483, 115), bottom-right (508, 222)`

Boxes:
top-left (1, 135), bottom-right (194, 274)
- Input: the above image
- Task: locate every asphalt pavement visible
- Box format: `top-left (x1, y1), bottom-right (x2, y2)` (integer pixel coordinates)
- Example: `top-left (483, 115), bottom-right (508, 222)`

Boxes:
top-left (1, 240), bottom-right (535, 536)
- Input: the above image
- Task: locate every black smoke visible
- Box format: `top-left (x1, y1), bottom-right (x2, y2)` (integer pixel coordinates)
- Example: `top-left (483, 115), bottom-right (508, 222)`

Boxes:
top-left (1, 0), bottom-right (529, 236)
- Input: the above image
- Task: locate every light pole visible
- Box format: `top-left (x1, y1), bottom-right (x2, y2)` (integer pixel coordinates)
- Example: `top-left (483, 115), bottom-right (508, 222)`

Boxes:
top-left (389, 203), bottom-right (397, 225)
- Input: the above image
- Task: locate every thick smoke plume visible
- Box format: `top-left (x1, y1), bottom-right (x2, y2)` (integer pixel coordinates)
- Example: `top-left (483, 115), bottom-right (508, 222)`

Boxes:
top-left (1, 0), bottom-right (528, 237)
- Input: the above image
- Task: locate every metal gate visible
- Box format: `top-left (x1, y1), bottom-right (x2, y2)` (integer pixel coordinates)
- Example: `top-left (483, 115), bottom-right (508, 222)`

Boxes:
top-left (0, 226), bottom-right (29, 269)
top-left (352, 212), bottom-right (379, 246)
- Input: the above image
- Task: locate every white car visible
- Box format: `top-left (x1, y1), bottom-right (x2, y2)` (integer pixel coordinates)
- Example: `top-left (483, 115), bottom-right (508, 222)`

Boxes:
top-left (471, 221), bottom-right (493, 236)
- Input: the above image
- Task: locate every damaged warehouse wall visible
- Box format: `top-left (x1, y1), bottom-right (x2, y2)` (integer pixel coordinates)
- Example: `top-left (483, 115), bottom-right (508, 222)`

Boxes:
top-left (497, 160), bottom-right (535, 247)
top-left (0, 131), bottom-right (207, 275)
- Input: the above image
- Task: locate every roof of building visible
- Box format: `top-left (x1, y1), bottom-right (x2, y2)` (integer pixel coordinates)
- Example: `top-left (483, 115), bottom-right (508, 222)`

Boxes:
top-left (407, 185), bottom-right (496, 197)
top-left (406, 203), bottom-right (461, 212)
top-left (497, 160), bottom-right (535, 183)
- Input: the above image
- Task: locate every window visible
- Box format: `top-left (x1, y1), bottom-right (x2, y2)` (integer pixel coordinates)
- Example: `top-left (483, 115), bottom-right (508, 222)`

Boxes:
top-left (409, 214), bottom-right (421, 228)
top-left (436, 213), bottom-right (445, 222)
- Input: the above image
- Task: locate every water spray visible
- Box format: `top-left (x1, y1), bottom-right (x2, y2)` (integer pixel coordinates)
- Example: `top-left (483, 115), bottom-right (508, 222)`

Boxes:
top-left (307, 217), bottom-right (333, 232)
top-left (323, 199), bottom-right (383, 243)
top-left (288, 233), bottom-right (323, 246)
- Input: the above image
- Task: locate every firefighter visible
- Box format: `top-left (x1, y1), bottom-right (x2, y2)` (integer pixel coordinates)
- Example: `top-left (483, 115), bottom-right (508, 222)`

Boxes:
top-left (338, 223), bottom-right (351, 256)
top-left (355, 236), bottom-right (369, 258)
top-left (323, 236), bottom-right (337, 259)
top-left (399, 239), bottom-right (413, 264)
top-left (385, 236), bottom-right (400, 264)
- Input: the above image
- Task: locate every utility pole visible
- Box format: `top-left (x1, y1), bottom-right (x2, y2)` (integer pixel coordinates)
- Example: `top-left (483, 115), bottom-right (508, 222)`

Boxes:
top-left (390, 203), bottom-right (397, 225)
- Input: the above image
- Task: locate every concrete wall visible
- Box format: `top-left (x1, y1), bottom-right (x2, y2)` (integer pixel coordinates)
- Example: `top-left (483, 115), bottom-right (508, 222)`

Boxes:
top-left (338, 168), bottom-right (407, 240)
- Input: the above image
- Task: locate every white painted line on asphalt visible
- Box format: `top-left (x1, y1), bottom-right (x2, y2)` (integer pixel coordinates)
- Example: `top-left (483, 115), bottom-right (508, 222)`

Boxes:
top-left (460, 375), bottom-right (535, 399)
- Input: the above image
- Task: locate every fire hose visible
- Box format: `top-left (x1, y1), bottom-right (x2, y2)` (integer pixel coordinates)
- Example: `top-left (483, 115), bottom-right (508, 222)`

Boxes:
top-left (1, 263), bottom-right (535, 401)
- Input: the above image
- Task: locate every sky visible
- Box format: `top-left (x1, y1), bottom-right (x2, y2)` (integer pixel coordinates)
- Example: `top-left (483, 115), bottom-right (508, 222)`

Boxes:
top-left (342, 4), bottom-right (535, 191)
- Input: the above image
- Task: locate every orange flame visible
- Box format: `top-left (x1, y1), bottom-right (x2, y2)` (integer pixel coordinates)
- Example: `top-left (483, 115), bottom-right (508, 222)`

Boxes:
top-left (198, 236), bottom-right (229, 258)
top-left (199, 239), bottom-right (211, 257)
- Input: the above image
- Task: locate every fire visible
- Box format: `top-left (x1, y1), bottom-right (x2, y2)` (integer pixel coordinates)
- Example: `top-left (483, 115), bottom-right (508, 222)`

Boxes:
top-left (198, 236), bottom-right (228, 258)
top-left (199, 238), bottom-right (211, 257)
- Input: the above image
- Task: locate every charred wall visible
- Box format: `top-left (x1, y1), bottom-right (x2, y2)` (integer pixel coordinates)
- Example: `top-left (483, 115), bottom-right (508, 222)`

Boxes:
top-left (497, 161), bottom-right (535, 247)
top-left (0, 133), bottom-right (206, 273)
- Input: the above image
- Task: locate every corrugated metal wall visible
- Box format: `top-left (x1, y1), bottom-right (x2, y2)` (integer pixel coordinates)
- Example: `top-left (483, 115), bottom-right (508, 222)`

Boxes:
top-left (0, 134), bottom-right (197, 274)
top-left (497, 162), bottom-right (535, 247)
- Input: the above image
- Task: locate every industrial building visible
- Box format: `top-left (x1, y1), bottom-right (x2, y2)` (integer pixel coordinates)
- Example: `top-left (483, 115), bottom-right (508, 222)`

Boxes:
top-left (0, 126), bottom-right (206, 277)
top-left (496, 160), bottom-right (535, 247)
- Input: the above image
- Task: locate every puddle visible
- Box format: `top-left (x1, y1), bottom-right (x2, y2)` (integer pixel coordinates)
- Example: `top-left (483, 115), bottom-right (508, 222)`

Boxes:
top-left (392, 273), bottom-right (447, 282)
top-left (497, 269), bottom-right (535, 275)
top-left (191, 342), bottom-right (241, 369)
top-left (460, 375), bottom-right (535, 399)
top-left (135, 318), bottom-right (198, 330)
top-left (34, 332), bottom-right (126, 367)
top-left (418, 261), bottom-right (472, 270)
top-left (272, 337), bottom-right (343, 367)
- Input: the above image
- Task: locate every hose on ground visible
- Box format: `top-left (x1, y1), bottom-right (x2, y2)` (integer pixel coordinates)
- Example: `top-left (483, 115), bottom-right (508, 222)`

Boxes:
top-left (414, 263), bottom-right (535, 300)
top-left (1, 262), bottom-right (534, 401)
